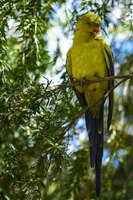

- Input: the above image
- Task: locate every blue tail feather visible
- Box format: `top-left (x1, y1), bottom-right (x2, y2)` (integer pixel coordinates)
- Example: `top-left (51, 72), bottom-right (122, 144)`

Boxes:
top-left (73, 90), bottom-right (104, 196)
top-left (85, 105), bottom-right (104, 197)
top-left (95, 131), bottom-right (103, 196)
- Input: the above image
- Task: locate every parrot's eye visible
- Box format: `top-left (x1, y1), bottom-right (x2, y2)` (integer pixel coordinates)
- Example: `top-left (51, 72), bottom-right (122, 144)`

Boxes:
top-left (86, 20), bottom-right (90, 25)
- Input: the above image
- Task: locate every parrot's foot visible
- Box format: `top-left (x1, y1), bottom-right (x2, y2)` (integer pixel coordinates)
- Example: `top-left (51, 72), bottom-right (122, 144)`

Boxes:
top-left (80, 77), bottom-right (87, 87)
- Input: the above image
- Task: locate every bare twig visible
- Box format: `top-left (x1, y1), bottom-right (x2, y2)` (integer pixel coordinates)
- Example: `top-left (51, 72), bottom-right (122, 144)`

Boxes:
top-left (53, 74), bottom-right (133, 91)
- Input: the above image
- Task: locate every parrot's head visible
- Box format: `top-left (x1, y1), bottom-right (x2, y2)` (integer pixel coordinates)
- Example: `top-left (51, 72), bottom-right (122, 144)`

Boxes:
top-left (76, 12), bottom-right (101, 35)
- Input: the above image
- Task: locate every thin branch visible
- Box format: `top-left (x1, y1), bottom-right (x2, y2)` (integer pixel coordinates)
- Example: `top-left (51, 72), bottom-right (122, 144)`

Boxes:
top-left (53, 74), bottom-right (133, 91)
top-left (104, 77), bottom-right (128, 99)
top-left (34, 2), bottom-right (40, 60)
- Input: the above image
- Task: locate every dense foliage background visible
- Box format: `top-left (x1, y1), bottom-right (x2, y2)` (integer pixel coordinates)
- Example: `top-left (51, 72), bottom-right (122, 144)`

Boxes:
top-left (0, 0), bottom-right (133, 199)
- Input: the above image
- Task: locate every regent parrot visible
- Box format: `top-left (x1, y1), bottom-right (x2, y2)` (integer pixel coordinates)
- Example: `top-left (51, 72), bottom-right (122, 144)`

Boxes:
top-left (66, 12), bottom-right (114, 196)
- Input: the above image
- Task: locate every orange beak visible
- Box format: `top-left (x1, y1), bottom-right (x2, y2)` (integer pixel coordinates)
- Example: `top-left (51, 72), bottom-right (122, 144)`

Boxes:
top-left (93, 27), bottom-right (99, 34)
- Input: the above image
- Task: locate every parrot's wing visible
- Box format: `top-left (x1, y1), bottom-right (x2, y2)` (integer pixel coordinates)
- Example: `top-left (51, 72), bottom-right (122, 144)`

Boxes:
top-left (95, 35), bottom-right (114, 130)
top-left (104, 46), bottom-right (114, 130)
top-left (66, 48), bottom-right (87, 108)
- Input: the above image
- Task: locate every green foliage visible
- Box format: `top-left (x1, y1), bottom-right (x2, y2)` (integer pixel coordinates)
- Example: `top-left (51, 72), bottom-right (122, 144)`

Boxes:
top-left (0, 0), bottom-right (133, 199)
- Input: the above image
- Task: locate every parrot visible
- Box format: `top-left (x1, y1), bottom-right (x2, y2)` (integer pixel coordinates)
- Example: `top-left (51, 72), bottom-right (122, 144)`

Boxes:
top-left (66, 12), bottom-right (114, 196)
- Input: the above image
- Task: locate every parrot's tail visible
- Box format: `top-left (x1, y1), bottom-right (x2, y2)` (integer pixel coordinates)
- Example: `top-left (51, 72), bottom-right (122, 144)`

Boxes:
top-left (85, 105), bottom-right (104, 197)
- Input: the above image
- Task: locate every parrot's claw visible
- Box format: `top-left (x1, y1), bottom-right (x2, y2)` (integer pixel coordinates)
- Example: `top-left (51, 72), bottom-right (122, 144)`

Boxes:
top-left (80, 78), bottom-right (87, 86)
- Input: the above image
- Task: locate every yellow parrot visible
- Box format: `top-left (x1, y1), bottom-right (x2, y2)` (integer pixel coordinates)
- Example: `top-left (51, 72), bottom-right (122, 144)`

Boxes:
top-left (66, 12), bottom-right (114, 196)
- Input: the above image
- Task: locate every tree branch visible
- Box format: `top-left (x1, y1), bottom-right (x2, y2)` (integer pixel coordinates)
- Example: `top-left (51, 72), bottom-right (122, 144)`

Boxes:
top-left (53, 74), bottom-right (133, 91)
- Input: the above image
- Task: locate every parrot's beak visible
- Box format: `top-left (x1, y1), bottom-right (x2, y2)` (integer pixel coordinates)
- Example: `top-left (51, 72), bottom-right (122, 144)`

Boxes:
top-left (93, 27), bottom-right (99, 34)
